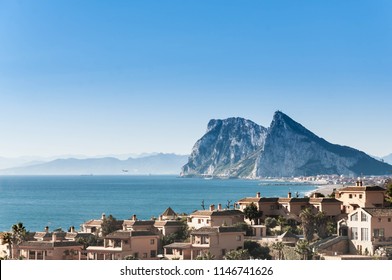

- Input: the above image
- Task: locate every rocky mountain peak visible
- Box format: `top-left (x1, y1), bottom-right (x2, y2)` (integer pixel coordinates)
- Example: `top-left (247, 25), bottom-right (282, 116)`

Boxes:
top-left (182, 111), bottom-right (392, 178)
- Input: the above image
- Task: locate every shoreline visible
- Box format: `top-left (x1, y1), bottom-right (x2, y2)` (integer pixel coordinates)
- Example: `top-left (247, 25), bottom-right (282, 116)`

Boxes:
top-left (306, 184), bottom-right (346, 197)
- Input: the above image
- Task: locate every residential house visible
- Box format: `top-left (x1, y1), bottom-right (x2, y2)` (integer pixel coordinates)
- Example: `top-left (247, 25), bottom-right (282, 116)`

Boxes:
top-left (187, 205), bottom-right (244, 229)
top-left (338, 208), bottom-right (392, 255)
top-left (17, 228), bottom-right (91, 260)
top-left (335, 180), bottom-right (386, 214)
top-left (164, 226), bottom-right (245, 260)
top-left (86, 230), bottom-right (159, 260)
top-left (81, 213), bottom-right (123, 237)
top-left (237, 192), bottom-right (342, 223)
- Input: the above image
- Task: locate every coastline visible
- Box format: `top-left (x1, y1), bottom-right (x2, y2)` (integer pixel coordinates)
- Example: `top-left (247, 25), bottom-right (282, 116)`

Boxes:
top-left (306, 184), bottom-right (346, 197)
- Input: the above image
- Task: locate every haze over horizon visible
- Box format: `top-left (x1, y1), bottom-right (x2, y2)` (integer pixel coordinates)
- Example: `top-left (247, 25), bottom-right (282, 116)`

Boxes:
top-left (1, 1), bottom-right (391, 158)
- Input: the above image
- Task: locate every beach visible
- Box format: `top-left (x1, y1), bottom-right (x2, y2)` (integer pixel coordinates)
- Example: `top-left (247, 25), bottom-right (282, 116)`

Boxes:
top-left (307, 184), bottom-right (346, 197)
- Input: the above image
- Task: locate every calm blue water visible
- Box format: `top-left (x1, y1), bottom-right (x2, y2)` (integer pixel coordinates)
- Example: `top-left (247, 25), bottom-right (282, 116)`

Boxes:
top-left (0, 175), bottom-right (317, 232)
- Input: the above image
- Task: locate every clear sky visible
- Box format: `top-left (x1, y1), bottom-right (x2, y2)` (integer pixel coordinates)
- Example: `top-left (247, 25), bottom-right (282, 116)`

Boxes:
top-left (0, 0), bottom-right (391, 158)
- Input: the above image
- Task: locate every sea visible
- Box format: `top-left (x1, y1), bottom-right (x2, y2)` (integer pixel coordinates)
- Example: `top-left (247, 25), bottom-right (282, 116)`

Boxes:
top-left (0, 175), bottom-right (317, 232)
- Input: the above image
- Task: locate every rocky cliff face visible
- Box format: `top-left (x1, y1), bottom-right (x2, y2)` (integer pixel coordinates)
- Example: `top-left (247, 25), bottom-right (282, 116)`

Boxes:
top-left (181, 118), bottom-right (267, 177)
top-left (181, 111), bottom-right (392, 178)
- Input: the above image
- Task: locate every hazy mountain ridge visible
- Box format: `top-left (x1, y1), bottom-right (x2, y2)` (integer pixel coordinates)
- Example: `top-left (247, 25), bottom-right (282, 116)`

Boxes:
top-left (181, 111), bottom-right (392, 178)
top-left (0, 153), bottom-right (188, 175)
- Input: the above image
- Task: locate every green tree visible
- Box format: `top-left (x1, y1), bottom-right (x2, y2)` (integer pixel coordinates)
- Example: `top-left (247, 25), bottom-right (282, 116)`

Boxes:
top-left (243, 203), bottom-right (261, 225)
top-left (232, 222), bottom-right (253, 236)
top-left (299, 208), bottom-right (315, 241)
top-left (244, 241), bottom-right (272, 260)
top-left (295, 240), bottom-right (312, 260)
top-left (264, 217), bottom-right (277, 235)
top-left (101, 215), bottom-right (118, 237)
top-left (224, 249), bottom-right (250, 260)
top-left (195, 251), bottom-right (215, 260)
top-left (77, 235), bottom-right (99, 250)
top-left (271, 241), bottom-right (285, 260)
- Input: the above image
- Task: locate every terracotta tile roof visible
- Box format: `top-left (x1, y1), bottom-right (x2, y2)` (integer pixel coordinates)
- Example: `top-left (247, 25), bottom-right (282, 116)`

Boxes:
top-left (123, 220), bottom-right (155, 226)
top-left (338, 186), bottom-right (386, 192)
top-left (363, 208), bottom-right (392, 217)
top-left (154, 220), bottom-right (184, 227)
top-left (161, 207), bottom-right (177, 217)
top-left (191, 209), bottom-right (244, 217)
top-left (237, 197), bottom-right (280, 203)
top-left (309, 198), bottom-right (342, 204)
top-left (105, 230), bottom-right (131, 239)
top-left (105, 230), bottom-right (158, 239)
top-left (164, 242), bottom-right (192, 249)
top-left (19, 241), bottom-right (81, 248)
top-left (192, 226), bottom-right (245, 235)
top-left (278, 198), bottom-right (309, 203)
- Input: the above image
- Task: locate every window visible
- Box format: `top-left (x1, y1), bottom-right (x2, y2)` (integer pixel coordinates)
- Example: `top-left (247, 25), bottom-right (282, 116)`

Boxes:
top-left (142, 253), bottom-right (147, 258)
top-left (236, 235), bottom-right (241, 241)
top-left (359, 194), bottom-right (362, 199)
top-left (349, 194), bottom-right (353, 199)
top-left (351, 227), bottom-right (358, 240)
top-left (150, 250), bottom-right (156, 258)
top-left (198, 219), bottom-right (202, 224)
top-left (388, 218), bottom-right (391, 222)
top-left (351, 213), bottom-right (358, 221)
top-left (373, 229), bottom-right (385, 238)
top-left (361, 212), bottom-right (368, 222)
top-left (361, 228), bottom-right (369, 241)
top-left (134, 252), bottom-right (139, 258)
top-left (207, 219), bottom-right (210, 224)
top-left (378, 218), bottom-right (382, 222)
top-left (150, 239), bottom-right (155, 245)
top-left (221, 249), bottom-right (226, 256)
top-left (201, 236), bottom-right (209, 244)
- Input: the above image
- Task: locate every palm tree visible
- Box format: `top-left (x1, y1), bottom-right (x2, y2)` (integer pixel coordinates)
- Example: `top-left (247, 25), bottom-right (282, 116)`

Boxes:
top-left (299, 208), bottom-right (314, 241)
top-left (10, 222), bottom-right (27, 259)
top-left (314, 211), bottom-right (328, 239)
top-left (295, 240), bottom-right (312, 260)
top-left (2, 232), bottom-right (12, 259)
top-left (272, 241), bottom-right (285, 260)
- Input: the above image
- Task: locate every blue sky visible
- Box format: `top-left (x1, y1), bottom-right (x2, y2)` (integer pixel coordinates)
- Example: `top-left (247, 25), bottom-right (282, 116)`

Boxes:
top-left (0, 0), bottom-right (391, 158)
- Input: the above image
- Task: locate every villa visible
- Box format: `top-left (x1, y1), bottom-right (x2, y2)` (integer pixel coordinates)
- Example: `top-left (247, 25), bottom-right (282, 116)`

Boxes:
top-left (86, 230), bottom-right (160, 260)
top-left (334, 180), bottom-right (386, 214)
top-left (187, 205), bottom-right (245, 229)
top-left (16, 228), bottom-right (94, 260)
top-left (236, 192), bottom-right (342, 223)
top-left (164, 226), bottom-right (245, 260)
top-left (338, 208), bottom-right (392, 255)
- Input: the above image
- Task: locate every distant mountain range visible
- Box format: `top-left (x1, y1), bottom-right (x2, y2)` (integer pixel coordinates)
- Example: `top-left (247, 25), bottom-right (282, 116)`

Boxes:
top-left (181, 111), bottom-right (392, 178)
top-left (0, 153), bottom-right (188, 175)
top-left (383, 153), bottom-right (392, 165)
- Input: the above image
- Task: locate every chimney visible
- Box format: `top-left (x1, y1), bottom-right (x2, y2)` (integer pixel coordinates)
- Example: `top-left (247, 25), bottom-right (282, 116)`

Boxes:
top-left (52, 232), bottom-right (57, 242)
top-left (288, 192), bottom-right (292, 198)
top-left (45, 226), bottom-right (49, 233)
top-left (209, 204), bottom-right (215, 211)
top-left (359, 180), bottom-right (363, 186)
top-left (159, 215), bottom-right (163, 221)
top-left (217, 204), bottom-right (222, 211)
top-left (256, 192), bottom-right (261, 198)
top-left (132, 214), bottom-right (137, 221)
top-left (101, 213), bottom-right (106, 220)
top-left (70, 226), bottom-right (75, 233)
